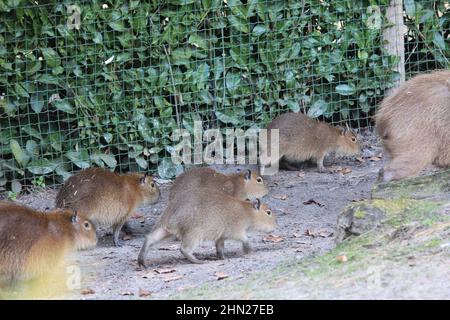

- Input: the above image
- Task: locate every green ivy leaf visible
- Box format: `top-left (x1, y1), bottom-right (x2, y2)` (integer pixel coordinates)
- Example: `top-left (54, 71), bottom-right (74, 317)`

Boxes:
top-left (30, 93), bottom-right (44, 113)
top-left (53, 99), bottom-right (75, 114)
top-left (157, 157), bottom-right (183, 179)
top-left (215, 108), bottom-right (245, 125)
top-left (135, 156), bottom-right (148, 169)
top-left (433, 32), bottom-right (446, 50)
top-left (36, 74), bottom-right (59, 85)
top-left (335, 84), bottom-right (356, 96)
top-left (14, 83), bottom-right (29, 98)
top-left (287, 100), bottom-right (300, 113)
top-left (308, 99), bottom-right (328, 118)
top-left (168, 0), bottom-right (196, 4)
top-left (252, 24), bottom-right (268, 37)
top-left (11, 180), bottom-right (22, 194)
top-left (228, 15), bottom-right (249, 33)
top-left (41, 48), bottom-right (61, 68)
top-left (66, 151), bottom-right (90, 169)
top-left (188, 34), bottom-right (208, 50)
top-left (27, 60), bottom-right (42, 75)
top-left (108, 20), bottom-right (126, 32)
top-left (225, 72), bottom-right (241, 95)
top-left (27, 159), bottom-right (57, 175)
top-left (25, 139), bottom-right (39, 158)
top-left (10, 139), bottom-right (30, 167)
top-left (90, 152), bottom-right (117, 169)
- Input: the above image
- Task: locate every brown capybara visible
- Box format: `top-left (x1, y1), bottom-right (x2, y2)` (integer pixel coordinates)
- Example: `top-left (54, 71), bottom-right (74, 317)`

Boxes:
top-left (376, 70), bottom-right (450, 182)
top-left (138, 189), bottom-right (276, 266)
top-left (169, 167), bottom-right (268, 201)
top-left (0, 201), bottom-right (97, 285)
top-left (55, 168), bottom-right (160, 246)
top-left (260, 112), bottom-right (361, 173)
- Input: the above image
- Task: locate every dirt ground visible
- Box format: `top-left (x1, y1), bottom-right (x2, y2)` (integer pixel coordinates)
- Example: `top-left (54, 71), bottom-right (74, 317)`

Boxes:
top-left (1, 129), bottom-right (396, 299)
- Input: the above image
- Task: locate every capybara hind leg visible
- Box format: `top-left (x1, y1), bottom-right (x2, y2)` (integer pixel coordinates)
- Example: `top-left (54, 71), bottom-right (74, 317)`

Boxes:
top-left (381, 153), bottom-right (433, 182)
top-left (260, 158), bottom-right (280, 175)
top-left (121, 222), bottom-right (133, 236)
top-left (138, 227), bottom-right (171, 268)
top-left (112, 219), bottom-right (128, 247)
top-left (215, 238), bottom-right (225, 260)
top-left (180, 235), bottom-right (203, 264)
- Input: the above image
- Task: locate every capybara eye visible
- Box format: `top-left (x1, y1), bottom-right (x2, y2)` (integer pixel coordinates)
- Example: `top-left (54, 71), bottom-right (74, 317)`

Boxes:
top-left (266, 210), bottom-right (272, 216)
top-left (351, 137), bottom-right (357, 142)
top-left (256, 177), bottom-right (263, 183)
top-left (150, 182), bottom-right (155, 188)
top-left (83, 222), bottom-right (90, 229)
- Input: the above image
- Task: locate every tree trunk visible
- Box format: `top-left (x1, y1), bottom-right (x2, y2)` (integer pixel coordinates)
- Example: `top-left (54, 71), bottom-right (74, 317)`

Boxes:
top-left (382, 0), bottom-right (406, 94)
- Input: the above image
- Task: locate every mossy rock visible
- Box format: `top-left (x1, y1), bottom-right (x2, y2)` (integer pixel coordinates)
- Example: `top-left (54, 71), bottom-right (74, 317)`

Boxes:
top-left (336, 199), bottom-right (447, 242)
top-left (372, 169), bottom-right (450, 201)
top-left (337, 170), bottom-right (450, 243)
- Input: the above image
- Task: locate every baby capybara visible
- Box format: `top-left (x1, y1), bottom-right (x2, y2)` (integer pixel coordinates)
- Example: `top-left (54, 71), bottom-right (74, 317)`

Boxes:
top-left (376, 70), bottom-right (450, 182)
top-left (0, 201), bottom-right (97, 285)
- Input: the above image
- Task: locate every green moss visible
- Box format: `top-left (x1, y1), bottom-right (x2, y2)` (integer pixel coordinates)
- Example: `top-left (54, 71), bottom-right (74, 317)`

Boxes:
top-left (371, 199), bottom-right (444, 228)
top-left (372, 169), bottom-right (450, 200)
top-left (353, 208), bottom-right (366, 219)
top-left (424, 238), bottom-right (442, 248)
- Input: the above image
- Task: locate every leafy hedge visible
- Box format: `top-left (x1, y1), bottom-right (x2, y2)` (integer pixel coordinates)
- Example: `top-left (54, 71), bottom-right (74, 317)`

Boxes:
top-left (0, 0), bottom-right (449, 192)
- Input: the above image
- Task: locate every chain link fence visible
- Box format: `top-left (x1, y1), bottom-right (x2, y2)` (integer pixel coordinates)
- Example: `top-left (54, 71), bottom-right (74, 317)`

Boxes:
top-left (0, 0), bottom-right (449, 194)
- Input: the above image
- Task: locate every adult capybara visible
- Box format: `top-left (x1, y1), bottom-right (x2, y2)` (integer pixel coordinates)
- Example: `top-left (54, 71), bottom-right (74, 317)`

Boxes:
top-left (376, 70), bottom-right (450, 182)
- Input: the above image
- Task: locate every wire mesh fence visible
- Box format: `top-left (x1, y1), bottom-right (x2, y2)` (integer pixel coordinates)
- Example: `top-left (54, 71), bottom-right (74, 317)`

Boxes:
top-left (0, 0), bottom-right (449, 194)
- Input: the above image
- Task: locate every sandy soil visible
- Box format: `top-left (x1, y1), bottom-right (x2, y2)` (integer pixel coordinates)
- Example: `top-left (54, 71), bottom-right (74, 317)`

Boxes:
top-left (0, 130), bottom-right (392, 299)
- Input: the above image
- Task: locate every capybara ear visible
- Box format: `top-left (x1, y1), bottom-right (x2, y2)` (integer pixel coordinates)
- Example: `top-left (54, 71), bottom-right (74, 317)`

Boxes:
top-left (71, 210), bottom-right (78, 224)
top-left (338, 126), bottom-right (345, 136)
top-left (345, 122), bottom-right (351, 133)
top-left (244, 169), bottom-right (252, 180)
top-left (140, 172), bottom-right (148, 184)
top-left (252, 198), bottom-right (261, 210)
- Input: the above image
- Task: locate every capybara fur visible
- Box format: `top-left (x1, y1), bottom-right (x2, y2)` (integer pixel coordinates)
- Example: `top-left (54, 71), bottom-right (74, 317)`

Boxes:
top-left (55, 168), bottom-right (160, 246)
top-left (376, 70), bottom-right (450, 182)
top-left (0, 201), bottom-right (97, 285)
top-left (138, 189), bottom-right (276, 266)
top-left (169, 167), bottom-right (268, 201)
top-left (260, 112), bottom-right (360, 173)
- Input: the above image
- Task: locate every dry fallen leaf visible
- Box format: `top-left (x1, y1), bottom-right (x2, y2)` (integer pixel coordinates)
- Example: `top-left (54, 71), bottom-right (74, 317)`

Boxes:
top-left (356, 157), bottom-right (365, 163)
top-left (340, 167), bottom-right (352, 175)
top-left (163, 275), bottom-right (183, 282)
top-left (304, 229), bottom-right (314, 237)
top-left (158, 244), bottom-right (178, 251)
top-left (318, 230), bottom-right (333, 238)
top-left (154, 268), bottom-right (176, 274)
top-left (298, 171), bottom-right (306, 177)
top-left (303, 199), bottom-right (325, 207)
top-left (81, 288), bottom-right (95, 295)
top-left (263, 234), bottom-right (284, 243)
top-left (121, 291), bottom-right (134, 296)
top-left (336, 255), bottom-right (348, 263)
top-left (215, 272), bottom-right (229, 280)
top-left (138, 288), bottom-right (152, 297)
top-left (176, 285), bottom-right (197, 292)
top-left (273, 194), bottom-right (288, 200)
top-left (369, 156), bottom-right (382, 162)
top-left (292, 233), bottom-right (302, 238)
